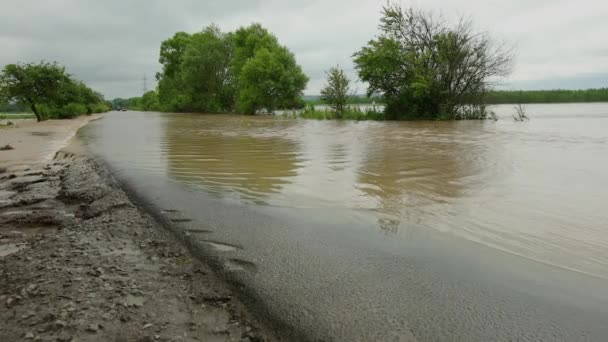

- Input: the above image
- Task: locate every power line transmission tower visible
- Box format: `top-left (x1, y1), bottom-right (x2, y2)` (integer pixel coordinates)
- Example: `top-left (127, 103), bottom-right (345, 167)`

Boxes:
top-left (142, 75), bottom-right (148, 94)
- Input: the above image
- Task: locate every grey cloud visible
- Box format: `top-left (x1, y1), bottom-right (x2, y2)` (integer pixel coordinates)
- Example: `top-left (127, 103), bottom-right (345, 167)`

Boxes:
top-left (1, 0), bottom-right (607, 99)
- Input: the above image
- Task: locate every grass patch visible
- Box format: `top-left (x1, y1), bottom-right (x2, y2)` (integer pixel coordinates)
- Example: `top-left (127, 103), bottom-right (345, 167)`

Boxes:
top-left (288, 105), bottom-right (385, 121)
top-left (0, 113), bottom-right (35, 120)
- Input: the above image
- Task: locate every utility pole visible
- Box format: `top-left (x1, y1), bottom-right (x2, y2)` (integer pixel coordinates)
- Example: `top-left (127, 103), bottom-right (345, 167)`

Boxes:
top-left (142, 75), bottom-right (148, 94)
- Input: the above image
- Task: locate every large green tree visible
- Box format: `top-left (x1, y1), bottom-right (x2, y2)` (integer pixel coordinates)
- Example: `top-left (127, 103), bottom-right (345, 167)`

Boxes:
top-left (353, 3), bottom-right (512, 120)
top-left (238, 46), bottom-right (308, 114)
top-left (0, 61), bottom-right (109, 121)
top-left (155, 23), bottom-right (308, 114)
top-left (156, 32), bottom-right (192, 111)
top-left (320, 66), bottom-right (352, 118)
top-left (0, 62), bottom-right (70, 121)
top-left (181, 26), bottom-right (235, 112)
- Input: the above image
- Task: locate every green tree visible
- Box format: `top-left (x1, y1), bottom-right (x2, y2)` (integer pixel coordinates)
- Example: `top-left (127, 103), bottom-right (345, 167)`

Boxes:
top-left (320, 66), bottom-right (352, 118)
top-left (238, 47), bottom-right (308, 114)
top-left (157, 32), bottom-right (192, 111)
top-left (140, 91), bottom-right (161, 111)
top-left (353, 3), bottom-right (512, 120)
top-left (181, 25), bottom-right (235, 112)
top-left (155, 23), bottom-right (308, 114)
top-left (231, 24), bottom-right (280, 80)
top-left (233, 24), bottom-right (308, 114)
top-left (0, 61), bottom-right (71, 121)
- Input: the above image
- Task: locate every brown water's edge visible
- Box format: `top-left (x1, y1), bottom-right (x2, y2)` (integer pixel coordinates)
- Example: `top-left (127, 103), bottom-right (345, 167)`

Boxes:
top-left (92, 154), bottom-right (314, 342)
top-left (0, 121), bottom-right (279, 341)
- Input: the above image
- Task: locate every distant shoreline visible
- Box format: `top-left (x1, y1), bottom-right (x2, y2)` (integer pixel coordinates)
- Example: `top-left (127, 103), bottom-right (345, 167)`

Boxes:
top-left (303, 88), bottom-right (608, 106)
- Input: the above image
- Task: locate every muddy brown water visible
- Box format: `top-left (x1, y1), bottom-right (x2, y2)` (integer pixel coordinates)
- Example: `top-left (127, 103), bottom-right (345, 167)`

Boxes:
top-left (83, 103), bottom-right (608, 341)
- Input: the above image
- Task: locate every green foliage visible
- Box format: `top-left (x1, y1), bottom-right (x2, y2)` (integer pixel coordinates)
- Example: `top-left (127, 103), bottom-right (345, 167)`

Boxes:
top-left (304, 95), bottom-right (384, 106)
top-left (182, 26), bottom-right (235, 112)
top-left (156, 23), bottom-right (308, 114)
top-left (88, 102), bottom-right (111, 114)
top-left (231, 24), bottom-right (280, 80)
top-left (321, 66), bottom-right (352, 118)
top-left (238, 47), bottom-right (308, 114)
top-left (58, 103), bottom-right (88, 119)
top-left (0, 61), bottom-right (70, 121)
top-left (353, 3), bottom-right (512, 120)
top-left (0, 61), bottom-right (109, 121)
top-left (485, 88), bottom-right (608, 104)
top-left (0, 102), bottom-right (29, 113)
top-left (297, 104), bottom-right (385, 121)
top-left (0, 113), bottom-right (35, 120)
top-left (131, 91), bottom-right (162, 111)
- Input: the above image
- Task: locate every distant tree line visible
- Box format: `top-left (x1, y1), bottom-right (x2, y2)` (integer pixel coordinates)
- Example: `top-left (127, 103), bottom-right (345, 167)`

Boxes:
top-left (0, 61), bottom-right (110, 121)
top-left (303, 88), bottom-right (608, 107)
top-left (485, 88), bottom-right (608, 104)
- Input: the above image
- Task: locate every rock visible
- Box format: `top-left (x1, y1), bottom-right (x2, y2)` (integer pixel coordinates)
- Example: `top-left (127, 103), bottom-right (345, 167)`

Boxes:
top-left (56, 334), bottom-right (73, 342)
top-left (124, 295), bottom-right (145, 308)
top-left (21, 311), bottom-right (36, 320)
top-left (86, 323), bottom-right (100, 332)
top-left (5, 297), bottom-right (15, 307)
top-left (52, 319), bottom-right (67, 330)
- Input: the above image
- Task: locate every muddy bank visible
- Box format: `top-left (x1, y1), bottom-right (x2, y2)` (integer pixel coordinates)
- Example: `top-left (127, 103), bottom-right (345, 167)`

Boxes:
top-left (0, 115), bottom-right (100, 171)
top-left (0, 152), bottom-right (276, 341)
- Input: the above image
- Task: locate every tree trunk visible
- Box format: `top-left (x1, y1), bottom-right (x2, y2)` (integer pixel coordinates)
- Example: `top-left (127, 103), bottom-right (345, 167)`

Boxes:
top-left (30, 103), bottom-right (42, 122)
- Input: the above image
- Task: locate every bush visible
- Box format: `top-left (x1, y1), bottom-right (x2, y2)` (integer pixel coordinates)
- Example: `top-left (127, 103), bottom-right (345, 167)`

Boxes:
top-left (298, 104), bottom-right (385, 121)
top-left (38, 104), bottom-right (60, 119)
top-left (88, 102), bottom-right (110, 114)
top-left (59, 103), bottom-right (87, 119)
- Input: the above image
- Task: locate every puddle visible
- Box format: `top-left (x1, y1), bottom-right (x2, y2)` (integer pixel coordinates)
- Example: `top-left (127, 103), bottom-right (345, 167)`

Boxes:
top-left (1, 210), bottom-right (29, 216)
top-left (202, 240), bottom-right (239, 252)
top-left (0, 243), bottom-right (26, 257)
top-left (162, 209), bottom-right (180, 213)
top-left (185, 228), bottom-right (213, 234)
top-left (224, 258), bottom-right (257, 273)
top-left (171, 218), bottom-right (192, 223)
top-left (30, 132), bottom-right (53, 137)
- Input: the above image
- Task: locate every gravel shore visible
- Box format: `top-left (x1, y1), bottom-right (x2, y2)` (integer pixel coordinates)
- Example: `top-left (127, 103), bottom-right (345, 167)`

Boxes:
top-left (0, 150), bottom-right (276, 341)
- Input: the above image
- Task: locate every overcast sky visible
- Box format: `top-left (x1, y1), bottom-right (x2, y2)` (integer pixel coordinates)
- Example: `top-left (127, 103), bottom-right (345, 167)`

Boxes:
top-left (1, 0), bottom-right (607, 99)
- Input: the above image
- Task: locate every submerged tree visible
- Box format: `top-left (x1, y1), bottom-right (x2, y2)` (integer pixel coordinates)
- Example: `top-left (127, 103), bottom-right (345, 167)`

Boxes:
top-left (181, 25), bottom-right (236, 112)
top-left (156, 23), bottom-right (308, 114)
top-left (320, 66), bottom-right (352, 118)
top-left (353, 2), bottom-right (513, 120)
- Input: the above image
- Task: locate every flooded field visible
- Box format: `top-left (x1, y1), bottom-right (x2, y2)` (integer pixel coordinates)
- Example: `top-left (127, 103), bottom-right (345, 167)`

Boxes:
top-left (83, 103), bottom-right (608, 341)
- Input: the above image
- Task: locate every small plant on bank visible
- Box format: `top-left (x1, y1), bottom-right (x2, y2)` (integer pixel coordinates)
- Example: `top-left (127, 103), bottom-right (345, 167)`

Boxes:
top-left (513, 103), bottom-right (529, 121)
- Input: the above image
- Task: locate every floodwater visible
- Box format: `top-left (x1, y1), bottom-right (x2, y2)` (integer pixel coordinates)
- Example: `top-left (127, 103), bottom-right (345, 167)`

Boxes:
top-left (83, 103), bottom-right (608, 341)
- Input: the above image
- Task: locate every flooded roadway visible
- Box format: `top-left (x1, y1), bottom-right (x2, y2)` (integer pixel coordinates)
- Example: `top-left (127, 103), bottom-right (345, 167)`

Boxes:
top-left (82, 103), bottom-right (608, 341)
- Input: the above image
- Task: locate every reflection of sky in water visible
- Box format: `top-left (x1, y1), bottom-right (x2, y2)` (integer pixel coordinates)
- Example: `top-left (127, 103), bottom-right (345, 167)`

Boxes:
top-left (84, 104), bottom-right (608, 279)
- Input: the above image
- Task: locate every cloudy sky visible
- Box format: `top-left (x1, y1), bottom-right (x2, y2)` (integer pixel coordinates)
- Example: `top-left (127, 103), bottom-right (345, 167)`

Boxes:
top-left (1, 0), bottom-right (607, 99)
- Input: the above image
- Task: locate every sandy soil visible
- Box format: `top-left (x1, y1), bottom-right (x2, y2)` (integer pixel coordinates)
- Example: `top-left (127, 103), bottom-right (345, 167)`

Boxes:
top-left (0, 116), bottom-right (100, 171)
top-left (0, 119), bottom-right (277, 341)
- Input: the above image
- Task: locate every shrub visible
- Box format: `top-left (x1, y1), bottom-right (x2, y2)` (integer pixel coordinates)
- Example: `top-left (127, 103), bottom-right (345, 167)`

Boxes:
top-left (59, 103), bottom-right (87, 119)
top-left (88, 103), bottom-right (110, 114)
top-left (38, 104), bottom-right (60, 119)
